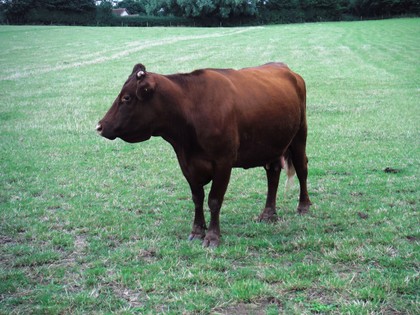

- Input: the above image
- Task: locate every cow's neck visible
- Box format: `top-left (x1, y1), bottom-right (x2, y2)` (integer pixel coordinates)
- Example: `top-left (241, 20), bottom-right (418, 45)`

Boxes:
top-left (152, 74), bottom-right (197, 153)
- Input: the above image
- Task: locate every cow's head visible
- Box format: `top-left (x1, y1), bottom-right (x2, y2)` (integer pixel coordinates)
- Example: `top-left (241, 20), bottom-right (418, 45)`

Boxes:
top-left (96, 64), bottom-right (158, 143)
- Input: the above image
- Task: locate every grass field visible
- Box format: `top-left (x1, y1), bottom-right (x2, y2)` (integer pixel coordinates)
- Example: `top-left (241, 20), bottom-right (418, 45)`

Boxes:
top-left (0, 18), bottom-right (419, 314)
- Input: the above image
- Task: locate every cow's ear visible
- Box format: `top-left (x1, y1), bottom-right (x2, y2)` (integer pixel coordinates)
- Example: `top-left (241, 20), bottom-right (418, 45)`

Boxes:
top-left (136, 76), bottom-right (156, 101)
top-left (132, 63), bottom-right (146, 76)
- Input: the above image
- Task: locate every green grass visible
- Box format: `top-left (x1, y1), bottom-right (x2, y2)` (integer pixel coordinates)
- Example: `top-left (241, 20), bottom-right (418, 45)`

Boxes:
top-left (1, 19), bottom-right (419, 314)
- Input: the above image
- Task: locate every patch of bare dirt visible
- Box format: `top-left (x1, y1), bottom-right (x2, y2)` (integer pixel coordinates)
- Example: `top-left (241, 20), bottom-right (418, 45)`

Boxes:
top-left (406, 235), bottom-right (418, 243)
top-left (0, 235), bottom-right (16, 245)
top-left (384, 167), bottom-right (401, 173)
top-left (58, 234), bottom-right (88, 267)
top-left (212, 297), bottom-right (282, 315)
top-left (112, 285), bottom-right (144, 309)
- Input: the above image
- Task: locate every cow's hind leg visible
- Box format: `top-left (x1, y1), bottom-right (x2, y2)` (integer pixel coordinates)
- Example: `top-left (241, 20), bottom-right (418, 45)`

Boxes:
top-left (188, 185), bottom-right (207, 241)
top-left (258, 160), bottom-right (281, 222)
top-left (289, 127), bottom-right (311, 214)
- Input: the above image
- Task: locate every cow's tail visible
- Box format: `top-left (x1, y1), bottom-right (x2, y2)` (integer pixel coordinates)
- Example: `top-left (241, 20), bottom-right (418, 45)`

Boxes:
top-left (282, 150), bottom-right (295, 197)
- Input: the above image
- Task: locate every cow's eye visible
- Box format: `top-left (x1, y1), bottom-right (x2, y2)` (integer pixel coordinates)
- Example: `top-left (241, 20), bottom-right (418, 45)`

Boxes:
top-left (122, 95), bottom-right (131, 102)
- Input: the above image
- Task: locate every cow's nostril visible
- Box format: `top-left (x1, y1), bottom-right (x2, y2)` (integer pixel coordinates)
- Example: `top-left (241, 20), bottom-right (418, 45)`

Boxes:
top-left (96, 124), bottom-right (102, 132)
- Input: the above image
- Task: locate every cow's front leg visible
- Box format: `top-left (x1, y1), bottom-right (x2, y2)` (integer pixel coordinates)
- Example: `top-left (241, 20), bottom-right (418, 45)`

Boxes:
top-left (188, 185), bottom-right (206, 241)
top-left (203, 164), bottom-right (232, 247)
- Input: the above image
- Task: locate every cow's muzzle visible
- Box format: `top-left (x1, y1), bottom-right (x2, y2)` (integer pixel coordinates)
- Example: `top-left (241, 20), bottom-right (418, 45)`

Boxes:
top-left (96, 122), bottom-right (117, 140)
top-left (96, 123), bottom-right (103, 134)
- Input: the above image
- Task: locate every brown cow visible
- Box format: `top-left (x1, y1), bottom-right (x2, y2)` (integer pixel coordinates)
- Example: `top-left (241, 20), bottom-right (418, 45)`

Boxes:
top-left (96, 62), bottom-right (311, 247)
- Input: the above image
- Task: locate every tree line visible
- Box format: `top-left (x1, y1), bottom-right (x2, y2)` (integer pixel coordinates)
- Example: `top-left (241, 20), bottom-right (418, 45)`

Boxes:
top-left (1, 0), bottom-right (419, 26)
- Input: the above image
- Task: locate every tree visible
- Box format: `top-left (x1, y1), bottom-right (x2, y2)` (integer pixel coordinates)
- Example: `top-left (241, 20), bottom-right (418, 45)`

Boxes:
top-left (257, 0), bottom-right (304, 23)
top-left (175, 0), bottom-right (215, 17)
top-left (138, 0), bottom-right (173, 16)
top-left (40, 0), bottom-right (96, 12)
top-left (299, 0), bottom-right (347, 21)
top-left (96, 0), bottom-right (113, 24)
top-left (220, 0), bottom-right (258, 18)
top-left (116, 0), bottom-right (146, 15)
top-left (173, 0), bottom-right (257, 19)
top-left (2, 0), bottom-right (35, 23)
top-left (2, 0), bottom-right (96, 24)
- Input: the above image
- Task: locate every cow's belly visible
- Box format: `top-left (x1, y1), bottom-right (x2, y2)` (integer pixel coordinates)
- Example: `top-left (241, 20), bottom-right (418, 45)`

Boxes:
top-left (233, 118), bottom-right (298, 169)
top-left (234, 141), bottom-right (288, 169)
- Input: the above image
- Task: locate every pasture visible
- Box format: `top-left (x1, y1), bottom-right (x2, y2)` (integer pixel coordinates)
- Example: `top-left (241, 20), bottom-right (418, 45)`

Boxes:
top-left (0, 19), bottom-right (419, 314)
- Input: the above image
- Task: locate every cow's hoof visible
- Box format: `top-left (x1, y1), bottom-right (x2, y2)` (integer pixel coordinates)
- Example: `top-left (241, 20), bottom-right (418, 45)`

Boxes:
top-left (188, 232), bottom-right (205, 241)
top-left (189, 225), bottom-right (206, 241)
top-left (258, 208), bottom-right (278, 222)
top-left (202, 232), bottom-right (220, 248)
top-left (297, 202), bottom-right (311, 215)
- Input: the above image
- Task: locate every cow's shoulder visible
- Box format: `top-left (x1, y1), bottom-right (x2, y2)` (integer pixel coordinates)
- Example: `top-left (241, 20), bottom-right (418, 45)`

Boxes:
top-left (164, 69), bottom-right (238, 154)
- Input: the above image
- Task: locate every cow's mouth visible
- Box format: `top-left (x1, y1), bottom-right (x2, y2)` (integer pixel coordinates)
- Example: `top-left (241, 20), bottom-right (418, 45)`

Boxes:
top-left (119, 133), bottom-right (151, 143)
top-left (96, 123), bottom-right (151, 143)
top-left (96, 123), bottom-right (116, 140)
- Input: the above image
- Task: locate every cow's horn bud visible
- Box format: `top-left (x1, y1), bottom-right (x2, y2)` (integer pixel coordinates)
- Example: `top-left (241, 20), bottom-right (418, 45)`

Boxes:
top-left (136, 70), bottom-right (145, 79)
